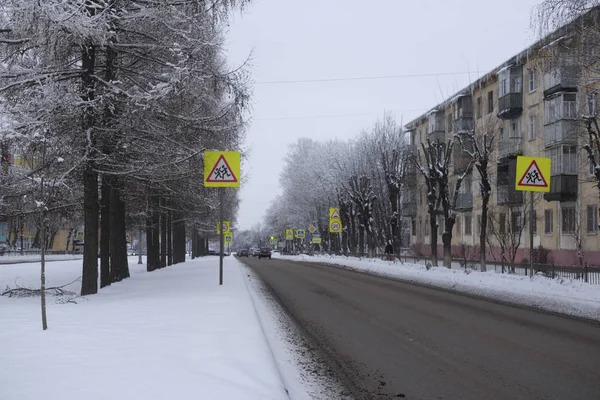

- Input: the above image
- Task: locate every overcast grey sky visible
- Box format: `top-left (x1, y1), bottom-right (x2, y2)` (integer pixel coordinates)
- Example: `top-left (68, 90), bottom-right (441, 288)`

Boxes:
top-left (226, 0), bottom-right (542, 230)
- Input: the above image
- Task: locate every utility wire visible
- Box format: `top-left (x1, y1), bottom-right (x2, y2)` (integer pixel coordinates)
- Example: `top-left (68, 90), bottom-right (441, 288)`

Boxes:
top-left (253, 109), bottom-right (427, 121)
top-left (255, 71), bottom-right (484, 85)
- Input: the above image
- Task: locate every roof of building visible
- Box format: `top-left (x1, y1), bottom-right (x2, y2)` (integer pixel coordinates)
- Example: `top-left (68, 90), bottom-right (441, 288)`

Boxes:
top-left (404, 6), bottom-right (599, 131)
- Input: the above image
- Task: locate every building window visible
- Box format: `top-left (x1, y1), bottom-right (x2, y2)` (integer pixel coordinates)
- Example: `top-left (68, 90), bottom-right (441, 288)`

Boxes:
top-left (588, 93), bottom-right (597, 116)
top-left (589, 149), bottom-right (599, 175)
top-left (464, 214), bottom-right (472, 235)
top-left (487, 91), bottom-right (494, 114)
top-left (510, 119), bottom-right (521, 138)
top-left (544, 209), bottom-right (553, 235)
top-left (418, 217), bottom-right (421, 236)
top-left (476, 97), bottom-right (482, 119)
top-left (529, 68), bottom-right (537, 92)
top-left (477, 214), bottom-right (482, 234)
top-left (561, 206), bottom-right (576, 234)
top-left (511, 211), bottom-right (521, 231)
top-left (438, 215), bottom-right (445, 233)
top-left (411, 218), bottom-right (416, 236)
top-left (456, 215), bottom-right (462, 235)
top-left (544, 93), bottom-right (578, 124)
top-left (425, 216), bottom-right (430, 235)
top-left (499, 213), bottom-right (506, 234)
top-left (587, 205), bottom-right (598, 234)
top-left (447, 113), bottom-right (453, 134)
top-left (528, 115), bottom-right (536, 141)
top-left (531, 210), bottom-right (537, 235)
top-left (547, 145), bottom-right (578, 175)
top-left (563, 93), bottom-right (577, 119)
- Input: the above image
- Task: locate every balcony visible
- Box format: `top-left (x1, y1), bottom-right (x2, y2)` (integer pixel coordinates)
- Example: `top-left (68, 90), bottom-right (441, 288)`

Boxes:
top-left (456, 192), bottom-right (473, 211)
top-left (497, 184), bottom-right (524, 205)
top-left (497, 93), bottom-right (523, 120)
top-left (454, 150), bottom-right (472, 174)
top-left (401, 201), bottom-right (417, 217)
top-left (543, 66), bottom-right (578, 98)
top-left (427, 110), bottom-right (446, 142)
top-left (497, 138), bottom-right (521, 161)
top-left (454, 117), bottom-right (474, 133)
top-left (497, 158), bottom-right (523, 205)
top-left (543, 174), bottom-right (578, 202)
top-left (544, 120), bottom-right (579, 147)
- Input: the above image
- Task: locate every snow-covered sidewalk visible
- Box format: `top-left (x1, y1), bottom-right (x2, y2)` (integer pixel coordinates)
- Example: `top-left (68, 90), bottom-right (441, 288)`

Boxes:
top-left (0, 254), bottom-right (82, 264)
top-left (276, 254), bottom-right (600, 321)
top-left (0, 257), bottom-right (289, 400)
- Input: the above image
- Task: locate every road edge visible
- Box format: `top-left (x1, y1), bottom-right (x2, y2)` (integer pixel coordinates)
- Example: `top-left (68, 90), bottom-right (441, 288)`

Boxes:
top-left (239, 260), bottom-right (356, 400)
top-left (296, 259), bottom-right (600, 326)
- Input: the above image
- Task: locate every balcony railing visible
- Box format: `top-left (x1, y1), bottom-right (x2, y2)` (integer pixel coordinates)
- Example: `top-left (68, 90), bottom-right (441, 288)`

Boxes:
top-left (543, 66), bottom-right (578, 98)
top-left (544, 120), bottom-right (579, 147)
top-left (455, 192), bottom-right (473, 210)
top-left (543, 174), bottom-right (578, 202)
top-left (497, 93), bottom-right (523, 119)
top-left (497, 184), bottom-right (524, 205)
top-left (497, 138), bottom-right (521, 159)
top-left (401, 201), bottom-right (417, 216)
top-left (454, 150), bottom-right (472, 174)
top-left (454, 117), bottom-right (474, 133)
top-left (428, 129), bottom-right (445, 143)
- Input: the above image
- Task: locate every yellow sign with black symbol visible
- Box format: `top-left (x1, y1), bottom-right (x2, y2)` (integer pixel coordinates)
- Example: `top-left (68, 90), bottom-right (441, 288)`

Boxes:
top-left (515, 156), bottom-right (551, 193)
top-left (204, 151), bottom-right (240, 188)
top-left (216, 221), bottom-right (231, 234)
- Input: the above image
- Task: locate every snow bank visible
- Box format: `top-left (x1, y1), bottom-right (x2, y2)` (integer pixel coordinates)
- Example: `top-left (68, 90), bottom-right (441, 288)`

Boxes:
top-left (0, 254), bottom-right (82, 264)
top-left (275, 254), bottom-right (600, 321)
top-left (0, 257), bottom-right (289, 400)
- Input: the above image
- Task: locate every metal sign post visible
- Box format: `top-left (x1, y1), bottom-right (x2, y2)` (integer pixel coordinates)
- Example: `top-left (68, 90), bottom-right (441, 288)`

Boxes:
top-left (219, 188), bottom-right (224, 285)
top-left (204, 151), bottom-right (240, 285)
top-left (515, 156), bottom-right (551, 278)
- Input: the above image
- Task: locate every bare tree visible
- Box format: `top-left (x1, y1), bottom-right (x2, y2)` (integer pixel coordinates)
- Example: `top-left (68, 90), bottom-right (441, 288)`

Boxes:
top-left (456, 129), bottom-right (495, 272)
top-left (411, 140), bottom-right (442, 266)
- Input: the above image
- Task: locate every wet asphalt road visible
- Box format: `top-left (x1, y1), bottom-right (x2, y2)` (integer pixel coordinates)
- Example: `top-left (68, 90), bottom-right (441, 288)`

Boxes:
top-left (241, 256), bottom-right (600, 400)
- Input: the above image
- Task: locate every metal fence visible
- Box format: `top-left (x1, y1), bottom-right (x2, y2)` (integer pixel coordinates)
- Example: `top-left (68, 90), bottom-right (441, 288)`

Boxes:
top-left (388, 250), bottom-right (600, 285)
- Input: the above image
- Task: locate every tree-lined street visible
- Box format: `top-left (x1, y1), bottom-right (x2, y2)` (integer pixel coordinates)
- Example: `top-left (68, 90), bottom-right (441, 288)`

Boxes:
top-left (244, 256), bottom-right (600, 400)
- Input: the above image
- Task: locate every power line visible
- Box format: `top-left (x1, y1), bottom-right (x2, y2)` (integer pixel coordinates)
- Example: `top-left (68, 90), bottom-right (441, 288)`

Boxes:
top-left (253, 109), bottom-right (427, 121)
top-left (255, 71), bottom-right (483, 85)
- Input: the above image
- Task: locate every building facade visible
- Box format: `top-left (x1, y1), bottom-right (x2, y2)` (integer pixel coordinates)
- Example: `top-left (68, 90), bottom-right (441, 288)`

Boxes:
top-left (403, 9), bottom-right (600, 266)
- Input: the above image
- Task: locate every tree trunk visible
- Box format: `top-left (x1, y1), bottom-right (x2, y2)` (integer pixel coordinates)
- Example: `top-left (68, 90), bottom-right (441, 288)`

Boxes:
top-left (151, 197), bottom-right (160, 268)
top-left (191, 229), bottom-right (197, 259)
top-left (358, 225), bottom-right (365, 256)
top-left (389, 187), bottom-right (399, 253)
top-left (110, 184), bottom-right (130, 281)
top-left (430, 216), bottom-right (438, 266)
top-left (442, 220), bottom-right (455, 268)
top-left (146, 214), bottom-right (157, 272)
top-left (80, 38), bottom-right (98, 296)
top-left (167, 210), bottom-right (173, 266)
top-left (100, 176), bottom-right (111, 288)
top-left (172, 212), bottom-right (186, 264)
top-left (160, 199), bottom-right (167, 268)
top-left (480, 192), bottom-right (490, 272)
top-left (65, 228), bottom-right (73, 252)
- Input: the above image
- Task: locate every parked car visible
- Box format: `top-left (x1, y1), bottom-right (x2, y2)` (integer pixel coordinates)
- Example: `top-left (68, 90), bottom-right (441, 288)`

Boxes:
top-left (258, 248), bottom-right (272, 259)
top-left (0, 243), bottom-right (7, 256)
top-left (250, 248), bottom-right (260, 257)
top-left (238, 249), bottom-right (249, 257)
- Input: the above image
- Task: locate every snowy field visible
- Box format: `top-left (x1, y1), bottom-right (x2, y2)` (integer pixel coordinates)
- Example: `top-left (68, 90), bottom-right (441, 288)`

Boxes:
top-left (0, 256), bottom-right (327, 400)
top-left (276, 254), bottom-right (600, 321)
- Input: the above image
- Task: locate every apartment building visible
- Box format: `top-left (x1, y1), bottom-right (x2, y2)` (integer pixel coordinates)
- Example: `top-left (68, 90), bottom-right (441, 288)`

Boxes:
top-left (403, 8), bottom-right (600, 266)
